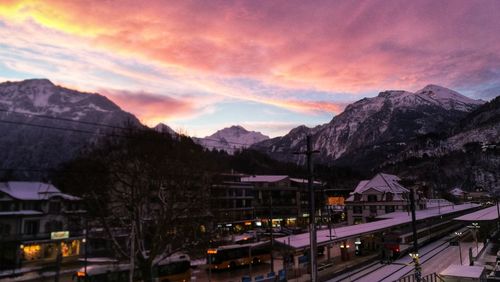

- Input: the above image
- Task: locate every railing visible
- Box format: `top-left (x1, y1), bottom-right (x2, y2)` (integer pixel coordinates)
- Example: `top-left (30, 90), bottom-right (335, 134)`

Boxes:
top-left (395, 272), bottom-right (445, 282)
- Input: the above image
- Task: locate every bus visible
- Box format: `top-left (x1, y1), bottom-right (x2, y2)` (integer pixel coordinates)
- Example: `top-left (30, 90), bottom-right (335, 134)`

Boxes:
top-left (73, 253), bottom-right (191, 282)
top-left (207, 241), bottom-right (271, 270)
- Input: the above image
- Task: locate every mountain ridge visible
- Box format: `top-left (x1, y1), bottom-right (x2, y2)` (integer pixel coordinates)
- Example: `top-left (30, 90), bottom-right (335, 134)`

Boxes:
top-left (0, 79), bottom-right (141, 178)
top-left (251, 84), bottom-right (486, 166)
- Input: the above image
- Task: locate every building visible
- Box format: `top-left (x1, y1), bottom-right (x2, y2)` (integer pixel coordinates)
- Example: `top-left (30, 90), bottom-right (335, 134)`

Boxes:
top-left (241, 175), bottom-right (324, 228)
top-left (0, 182), bottom-right (85, 270)
top-left (345, 173), bottom-right (426, 225)
top-left (210, 173), bottom-right (255, 233)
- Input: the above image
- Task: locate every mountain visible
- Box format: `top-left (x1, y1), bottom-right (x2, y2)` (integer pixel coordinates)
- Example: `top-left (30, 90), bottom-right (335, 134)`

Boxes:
top-left (252, 85), bottom-right (485, 168)
top-left (154, 123), bottom-right (177, 137)
top-left (195, 125), bottom-right (269, 154)
top-left (380, 96), bottom-right (500, 193)
top-left (0, 79), bottom-right (141, 179)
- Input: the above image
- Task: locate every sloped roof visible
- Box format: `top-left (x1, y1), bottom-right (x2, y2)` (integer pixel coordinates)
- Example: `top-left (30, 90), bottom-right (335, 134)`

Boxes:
top-left (289, 178), bottom-right (323, 185)
top-left (353, 173), bottom-right (409, 194)
top-left (241, 175), bottom-right (288, 183)
top-left (0, 182), bottom-right (80, 201)
top-left (450, 187), bottom-right (465, 196)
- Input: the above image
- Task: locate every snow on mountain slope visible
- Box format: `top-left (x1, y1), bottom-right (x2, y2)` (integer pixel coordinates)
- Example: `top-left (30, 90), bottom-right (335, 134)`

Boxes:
top-left (0, 79), bottom-right (141, 178)
top-left (415, 84), bottom-right (484, 111)
top-left (195, 125), bottom-right (269, 154)
top-left (252, 84), bottom-right (485, 166)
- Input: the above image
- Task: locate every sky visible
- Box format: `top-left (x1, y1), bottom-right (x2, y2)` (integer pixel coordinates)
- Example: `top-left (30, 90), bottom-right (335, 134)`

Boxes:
top-left (0, 0), bottom-right (499, 137)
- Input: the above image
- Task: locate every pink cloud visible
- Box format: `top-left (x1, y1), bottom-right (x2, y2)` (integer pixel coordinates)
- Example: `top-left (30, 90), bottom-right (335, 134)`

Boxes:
top-left (2, 0), bottom-right (500, 95)
top-left (101, 90), bottom-right (196, 126)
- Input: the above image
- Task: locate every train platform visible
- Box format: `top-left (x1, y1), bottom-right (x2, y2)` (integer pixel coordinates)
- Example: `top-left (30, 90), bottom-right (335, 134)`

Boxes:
top-left (275, 203), bottom-right (480, 251)
top-left (455, 203), bottom-right (500, 221)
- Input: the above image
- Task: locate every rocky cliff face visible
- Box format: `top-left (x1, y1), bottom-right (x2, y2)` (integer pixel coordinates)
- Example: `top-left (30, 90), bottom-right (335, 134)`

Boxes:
top-left (252, 85), bottom-right (485, 167)
top-left (0, 79), bottom-right (141, 178)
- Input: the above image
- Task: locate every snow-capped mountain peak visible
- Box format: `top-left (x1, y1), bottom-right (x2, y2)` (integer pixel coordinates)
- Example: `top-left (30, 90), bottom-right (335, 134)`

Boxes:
top-left (0, 78), bottom-right (142, 177)
top-left (415, 84), bottom-right (484, 111)
top-left (252, 84), bottom-right (486, 165)
top-left (195, 125), bottom-right (269, 154)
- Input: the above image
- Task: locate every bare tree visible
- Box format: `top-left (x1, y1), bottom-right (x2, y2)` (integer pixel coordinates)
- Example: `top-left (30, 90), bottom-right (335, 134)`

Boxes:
top-left (62, 128), bottom-right (212, 281)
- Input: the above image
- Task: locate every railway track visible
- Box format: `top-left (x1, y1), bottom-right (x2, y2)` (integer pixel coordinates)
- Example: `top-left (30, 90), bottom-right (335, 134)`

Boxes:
top-left (329, 230), bottom-right (460, 282)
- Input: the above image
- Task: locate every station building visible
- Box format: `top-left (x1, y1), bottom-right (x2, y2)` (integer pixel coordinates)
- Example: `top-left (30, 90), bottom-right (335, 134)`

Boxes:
top-left (345, 173), bottom-right (427, 225)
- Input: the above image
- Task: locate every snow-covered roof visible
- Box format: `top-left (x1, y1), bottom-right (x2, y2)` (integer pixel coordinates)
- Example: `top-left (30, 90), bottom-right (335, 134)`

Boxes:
top-left (440, 265), bottom-right (484, 278)
top-left (275, 203), bottom-right (479, 250)
top-left (454, 204), bottom-right (500, 221)
top-left (0, 182), bottom-right (80, 201)
top-left (449, 187), bottom-right (465, 196)
top-left (0, 210), bottom-right (43, 216)
top-left (241, 175), bottom-right (288, 183)
top-left (353, 173), bottom-right (409, 194)
top-left (289, 178), bottom-right (323, 185)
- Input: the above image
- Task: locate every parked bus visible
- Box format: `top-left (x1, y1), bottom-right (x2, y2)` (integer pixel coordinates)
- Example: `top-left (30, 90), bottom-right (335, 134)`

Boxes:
top-left (73, 253), bottom-right (191, 282)
top-left (207, 241), bottom-right (271, 270)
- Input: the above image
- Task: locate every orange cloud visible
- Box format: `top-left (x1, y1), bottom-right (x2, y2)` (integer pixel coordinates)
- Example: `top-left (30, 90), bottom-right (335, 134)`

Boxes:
top-left (2, 0), bottom-right (499, 99)
top-left (101, 90), bottom-right (196, 126)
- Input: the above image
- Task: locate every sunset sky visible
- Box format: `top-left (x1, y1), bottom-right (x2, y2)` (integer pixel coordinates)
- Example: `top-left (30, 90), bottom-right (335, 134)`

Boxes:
top-left (1, 0), bottom-right (499, 137)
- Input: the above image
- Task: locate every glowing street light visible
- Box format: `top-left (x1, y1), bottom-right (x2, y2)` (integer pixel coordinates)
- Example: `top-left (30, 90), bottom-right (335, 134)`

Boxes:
top-left (409, 253), bottom-right (421, 281)
top-left (467, 223), bottom-right (480, 254)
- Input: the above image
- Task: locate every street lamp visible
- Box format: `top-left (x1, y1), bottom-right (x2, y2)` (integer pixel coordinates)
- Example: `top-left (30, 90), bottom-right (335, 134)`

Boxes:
top-left (409, 253), bottom-right (422, 281)
top-left (467, 223), bottom-right (480, 254)
top-left (454, 232), bottom-right (463, 265)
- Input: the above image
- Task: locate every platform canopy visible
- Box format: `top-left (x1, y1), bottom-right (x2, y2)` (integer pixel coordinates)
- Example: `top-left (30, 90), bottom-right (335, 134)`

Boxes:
top-left (454, 204), bottom-right (500, 222)
top-left (275, 203), bottom-right (479, 251)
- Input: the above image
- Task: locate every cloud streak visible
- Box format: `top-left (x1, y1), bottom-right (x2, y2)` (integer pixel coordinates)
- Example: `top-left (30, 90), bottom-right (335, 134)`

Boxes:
top-left (101, 90), bottom-right (196, 126)
top-left (0, 0), bottom-right (499, 135)
top-left (3, 0), bottom-right (500, 93)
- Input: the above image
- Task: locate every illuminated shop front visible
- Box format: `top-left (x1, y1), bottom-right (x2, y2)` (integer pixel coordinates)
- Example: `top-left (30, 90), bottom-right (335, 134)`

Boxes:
top-left (20, 239), bottom-right (82, 263)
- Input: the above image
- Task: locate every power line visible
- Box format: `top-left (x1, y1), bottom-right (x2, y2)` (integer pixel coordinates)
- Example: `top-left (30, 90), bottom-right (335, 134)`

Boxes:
top-left (0, 108), bottom-right (129, 130)
top-left (0, 119), bottom-right (123, 137)
top-left (0, 108), bottom-right (269, 148)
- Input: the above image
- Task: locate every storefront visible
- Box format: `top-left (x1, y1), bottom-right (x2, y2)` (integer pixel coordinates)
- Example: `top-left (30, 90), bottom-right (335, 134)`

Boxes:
top-left (20, 238), bottom-right (83, 264)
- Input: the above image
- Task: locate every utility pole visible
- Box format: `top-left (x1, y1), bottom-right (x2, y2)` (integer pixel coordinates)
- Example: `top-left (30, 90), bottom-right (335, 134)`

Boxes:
top-left (496, 194), bottom-right (500, 234)
top-left (130, 222), bottom-right (135, 282)
top-left (84, 217), bottom-right (88, 280)
top-left (269, 191), bottom-right (274, 273)
top-left (409, 188), bottom-right (421, 282)
top-left (295, 135), bottom-right (319, 281)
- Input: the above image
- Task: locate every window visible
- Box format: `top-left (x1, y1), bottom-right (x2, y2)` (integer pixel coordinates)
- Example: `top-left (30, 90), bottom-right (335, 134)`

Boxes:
top-left (369, 206), bottom-right (377, 213)
top-left (236, 199), bottom-right (243, 208)
top-left (45, 220), bottom-right (63, 233)
top-left (24, 220), bottom-right (39, 235)
top-left (49, 202), bottom-right (61, 214)
top-left (245, 189), bottom-right (253, 197)
top-left (353, 206), bottom-right (362, 214)
top-left (386, 193), bottom-right (393, 201)
top-left (0, 201), bottom-right (10, 211)
top-left (385, 205), bottom-right (395, 213)
top-left (367, 195), bottom-right (377, 202)
top-left (354, 194), bottom-right (361, 201)
top-left (0, 223), bottom-right (11, 235)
